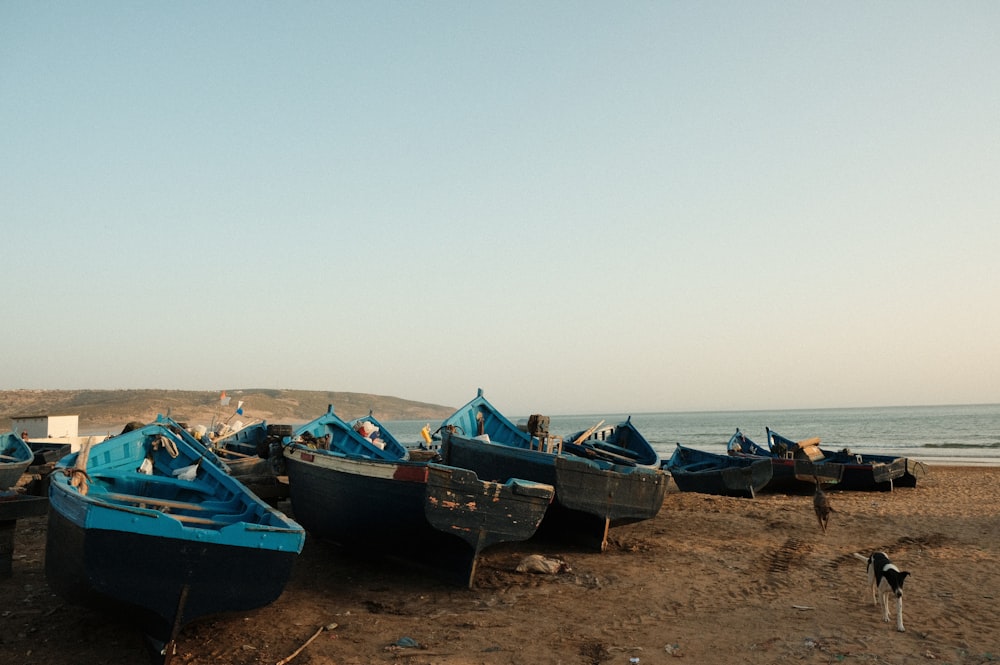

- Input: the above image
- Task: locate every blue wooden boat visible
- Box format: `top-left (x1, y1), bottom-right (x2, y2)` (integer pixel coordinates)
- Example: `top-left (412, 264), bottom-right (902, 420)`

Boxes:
top-left (1, 432), bottom-right (33, 490)
top-left (726, 429), bottom-right (844, 493)
top-left (281, 406), bottom-right (554, 588)
top-left (46, 416), bottom-right (305, 661)
top-left (761, 427), bottom-right (926, 488)
top-left (207, 420), bottom-right (292, 503)
top-left (562, 417), bottom-right (661, 468)
top-left (663, 443), bottom-right (773, 498)
top-left (765, 428), bottom-right (908, 492)
top-left (438, 390), bottom-right (668, 551)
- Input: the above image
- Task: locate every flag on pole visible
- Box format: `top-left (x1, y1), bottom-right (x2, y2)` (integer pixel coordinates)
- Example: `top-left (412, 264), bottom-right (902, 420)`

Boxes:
top-left (220, 391), bottom-right (231, 407)
top-left (236, 400), bottom-right (244, 415)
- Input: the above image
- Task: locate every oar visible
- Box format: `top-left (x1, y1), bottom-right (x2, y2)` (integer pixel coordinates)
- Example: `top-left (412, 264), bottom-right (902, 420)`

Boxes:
top-left (571, 420), bottom-right (606, 446)
top-left (583, 444), bottom-right (637, 466)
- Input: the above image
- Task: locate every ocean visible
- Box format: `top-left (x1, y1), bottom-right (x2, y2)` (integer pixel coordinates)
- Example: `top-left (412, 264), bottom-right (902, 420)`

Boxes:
top-left (384, 403), bottom-right (1000, 465)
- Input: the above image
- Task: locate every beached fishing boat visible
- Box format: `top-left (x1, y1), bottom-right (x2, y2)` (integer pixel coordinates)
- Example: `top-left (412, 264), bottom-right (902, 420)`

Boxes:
top-left (765, 428), bottom-right (908, 491)
top-left (663, 443), bottom-right (773, 498)
top-left (205, 420), bottom-right (292, 503)
top-left (282, 406), bottom-right (554, 587)
top-left (561, 416), bottom-right (660, 468)
top-left (438, 389), bottom-right (668, 551)
top-left (0, 432), bottom-right (33, 489)
top-left (758, 427), bottom-right (927, 488)
top-left (45, 417), bottom-right (305, 662)
top-left (726, 429), bottom-right (844, 493)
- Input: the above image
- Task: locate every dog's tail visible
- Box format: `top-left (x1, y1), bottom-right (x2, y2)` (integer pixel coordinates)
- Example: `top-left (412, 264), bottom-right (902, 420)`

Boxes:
top-left (851, 552), bottom-right (868, 562)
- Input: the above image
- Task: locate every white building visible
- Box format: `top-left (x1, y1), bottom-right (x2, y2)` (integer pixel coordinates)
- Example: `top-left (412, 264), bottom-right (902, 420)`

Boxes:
top-left (11, 414), bottom-right (79, 439)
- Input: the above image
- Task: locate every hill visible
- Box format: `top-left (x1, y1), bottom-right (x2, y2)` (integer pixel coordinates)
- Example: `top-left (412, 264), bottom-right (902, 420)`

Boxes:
top-left (0, 388), bottom-right (454, 434)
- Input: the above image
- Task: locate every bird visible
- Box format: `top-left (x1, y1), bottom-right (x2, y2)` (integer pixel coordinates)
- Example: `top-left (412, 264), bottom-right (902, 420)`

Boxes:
top-left (813, 477), bottom-right (834, 533)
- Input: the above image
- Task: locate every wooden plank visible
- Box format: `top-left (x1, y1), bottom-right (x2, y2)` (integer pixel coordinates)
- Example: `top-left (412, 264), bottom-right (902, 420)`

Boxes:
top-left (584, 444), bottom-right (637, 465)
top-left (103, 492), bottom-right (206, 512)
top-left (216, 448), bottom-right (255, 459)
top-left (168, 513), bottom-right (229, 526)
top-left (571, 420), bottom-right (606, 446)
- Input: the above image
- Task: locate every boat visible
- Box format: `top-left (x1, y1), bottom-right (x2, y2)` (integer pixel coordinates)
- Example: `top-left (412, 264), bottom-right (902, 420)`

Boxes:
top-left (762, 427), bottom-right (926, 488)
top-left (204, 420), bottom-right (293, 504)
top-left (281, 406), bottom-right (554, 588)
top-left (662, 443), bottom-right (774, 498)
top-left (765, 427), bottom-right (909, 492)
top-left (0, 432), bottom-right (33, 489)
top-left (45, 416), bottom-right (305, 662)
top-left (561, 417), bottom-right (661, 467)
top-left (726, 429), bottom-right (845, 493)
top-left (437, 389), bottom-right (668, 551)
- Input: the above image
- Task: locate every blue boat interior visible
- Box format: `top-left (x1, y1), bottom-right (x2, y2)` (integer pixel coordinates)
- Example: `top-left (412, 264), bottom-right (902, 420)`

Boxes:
top-left (61, 425), bottom-right (286, 529)
top-left (291, 405), bottom-right (409, 461)
top-left (2, 432), bottom-right (32, 462)
top-left (213, 421), bottom-right (268, 455)
top-left (439, 389), bottom-right (533, 449)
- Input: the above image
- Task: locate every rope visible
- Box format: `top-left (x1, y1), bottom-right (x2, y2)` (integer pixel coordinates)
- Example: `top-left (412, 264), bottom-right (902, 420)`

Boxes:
top-left (63, 468), bottom-right (92, 496)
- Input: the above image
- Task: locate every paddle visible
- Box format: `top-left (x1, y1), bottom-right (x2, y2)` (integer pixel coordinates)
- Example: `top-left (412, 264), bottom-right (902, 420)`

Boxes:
top-left (571, 420), bottom-right (606, 446)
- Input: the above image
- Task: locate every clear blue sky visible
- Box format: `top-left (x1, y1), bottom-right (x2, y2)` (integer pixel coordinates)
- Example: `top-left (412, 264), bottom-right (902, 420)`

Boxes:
top-left (2, 2), bottom-right (998, 415)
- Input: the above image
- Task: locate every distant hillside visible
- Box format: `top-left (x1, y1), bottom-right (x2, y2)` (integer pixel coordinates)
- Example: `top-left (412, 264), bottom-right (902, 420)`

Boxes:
top-left (0, 389), bottom-right (455, 434)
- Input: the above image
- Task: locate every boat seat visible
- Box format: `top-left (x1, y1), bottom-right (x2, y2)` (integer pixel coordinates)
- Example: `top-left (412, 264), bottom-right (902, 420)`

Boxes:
top-left (102, 492), bottom-right (206, 512)
top-left (99, 491), bottom-right (246, 528)
top-left (92, 471), bottom-right (215, 496)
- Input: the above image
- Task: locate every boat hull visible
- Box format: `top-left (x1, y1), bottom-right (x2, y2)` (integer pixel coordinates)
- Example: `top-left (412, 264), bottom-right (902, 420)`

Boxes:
top-left (825, 455), bottom-right (904, 491)
top-left (665, 445), bottom-right (774, 498)
top-left (44, 420), bottom-right (304, 660)
top-left (284, 448), bottom-right (552, 587)
top-left (46, 500), bottom-right (297, 655)
top-left (1, 433), bottom-right (33, 489)
top-left (440, 430), bottom-right (667, 551)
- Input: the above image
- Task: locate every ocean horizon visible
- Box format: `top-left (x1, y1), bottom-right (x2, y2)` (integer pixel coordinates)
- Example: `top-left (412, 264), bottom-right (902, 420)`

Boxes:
top-left (386, 402), bottom-right (1000, 466)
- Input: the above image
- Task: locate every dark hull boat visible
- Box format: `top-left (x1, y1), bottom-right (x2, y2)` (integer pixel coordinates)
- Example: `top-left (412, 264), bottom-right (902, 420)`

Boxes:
top-left (562, 417), bottom-right (661, 468)
top-left (762, 428), bottom-right (926, 488)
top-left (0, 432), bottom-right (33, 489)
top-left (663, 443), bottom-right (773, 498)
top-left (727, 429), bottom-right (844, 493)
top-left (765, 428), bottom-right (907, 492)
top-left (207, 421), bottom-right (292, 503)
top-left (438, 390), bottom-right (667, 551)
top-left (46, 417), bottom-right (305, 662)
top-left (282, 407), bottom-right (553, 587)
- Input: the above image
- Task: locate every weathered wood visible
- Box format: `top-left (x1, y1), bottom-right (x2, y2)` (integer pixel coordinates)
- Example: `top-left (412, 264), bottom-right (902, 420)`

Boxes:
top-left (103, 492), bottom-right (206, 512)
top-left (571, 420), bottom-right (606, 446)
top-left (216, 448), bottom-right (254, 459)
top-left (167, 514), bottom-right (228, 526)
top-left (276, 624), bottom-right (335, 665)
top-left (583, 443), bottom-right (636, 465)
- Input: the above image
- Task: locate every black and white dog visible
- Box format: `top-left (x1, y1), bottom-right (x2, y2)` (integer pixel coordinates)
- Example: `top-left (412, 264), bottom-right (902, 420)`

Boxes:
top-left (854, 551), bottom-right (909, 631)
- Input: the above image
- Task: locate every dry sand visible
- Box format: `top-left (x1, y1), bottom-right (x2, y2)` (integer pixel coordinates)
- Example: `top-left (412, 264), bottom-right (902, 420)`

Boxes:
top-left (2, 465), bottom-right (998, 664)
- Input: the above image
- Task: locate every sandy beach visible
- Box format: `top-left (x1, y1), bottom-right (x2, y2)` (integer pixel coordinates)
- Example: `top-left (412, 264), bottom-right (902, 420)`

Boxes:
top-left (3, 464), bottom-right (998, 665)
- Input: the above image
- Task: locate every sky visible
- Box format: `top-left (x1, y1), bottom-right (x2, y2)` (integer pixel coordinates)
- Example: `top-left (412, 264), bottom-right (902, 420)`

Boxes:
top-left (2, 2), bottom-right (998, 416)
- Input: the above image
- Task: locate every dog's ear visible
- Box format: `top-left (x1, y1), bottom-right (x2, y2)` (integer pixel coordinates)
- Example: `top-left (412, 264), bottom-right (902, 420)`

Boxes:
top-left (899, 571), bottom-right (910, 584)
